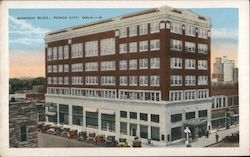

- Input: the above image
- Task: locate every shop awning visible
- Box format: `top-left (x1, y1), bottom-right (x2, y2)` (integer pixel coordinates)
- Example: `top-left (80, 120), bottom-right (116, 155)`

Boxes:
top-left (99, 109), bottom-right (115, 115)
top-left (85, 107), bottom-right (98, 112)
top-left (45, 111), bottom-right (56, 116)
top-left (184, 119), bottom-right (206, 127)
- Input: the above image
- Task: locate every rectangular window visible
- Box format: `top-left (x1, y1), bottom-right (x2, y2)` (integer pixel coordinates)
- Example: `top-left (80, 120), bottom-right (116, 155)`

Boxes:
top-left (129, 76), bottom-right (138, 86)
top-left (139, 76), bottom-right (148, 86)
top-left (197, 89), bottom-right (209, 99)
top-left (140, 125), bottom-right (148, 139)
top-left (199, 110), bottom-right (207, 117)
top-left (101, 76), bottom-right (115, 86)
top-left (64, 64), bottom-right (69, 72)
top-left (100, 61), bottom-right (116, 71)
top-left (85, 62), bottom-right (98, 71)
top-left (120, 122), bottom-right (127, 134)
top-left (119, 27), bottom-right (127, 38)
top-left (58, 65), bottom-right (63, 72)
top-left (72, 106), bottom-right (83, 126)
top-left (53, 47), bottom-right (57, 60)
top-left (150, 58), bottom-right (160, 69)
top-left (47, 77), bottom-right (52, 84)
top-left (185, 42), bottom-right (196, 53)
top-left (58, 77), bottom-right (63, 84)
top-left (151, 127), bottom-right (160, 141)
top-left (119, 43), bottom-right (127, 54)
top-left (59, 104), bottom-right (69, 125)
top-left (58, 46), bottom-right (63, 60)
top-left (198, 27), bottom-right (207, 39)
top-left (85, 40), bottom-right (98, 57)
top-left (100, 38), bottom-right (115, 56)
top-left (129, 42), bottom-right (137, 53)
top-left (129, 25), bottom-right (137, 37)
top-left (71, 76), bottom-right (84, 85)
top-left (130, 112), bottom-right (137, 119)
top-left (198, 76), bottom-right (208, 85)
top-left (71, 63), bottom-right (83, 72)
top-left (52, 65), bottom-right (57, 73)
top-left (140, 113), bottom-right (148, 121)
top-left (171, 113), bottom-right (182, 123)
top-left (139, 23), bottom-right (148, 35)
top-left (20, 125), bottom-right (27, 142)
top-left (64, 45), bottom-right (69, 59)
top-left (85, 76), bottom-right (98, 85)
top-left (170, 75), bottom-right (182, 86)
top-left (150, 39), bottom-right (160, 51)
top-left (101, 114), bottom-right (115, 132)
top-left (198, 44), bottom-right (208, 54)
top-left (129, 59), bottom-right (137, 70)
top-left (120, 76), bottom-right (128, 86)
top-left (150, 21), bottom-right (159, 33)
top-left (185, 75), bottom-right (196, 86)
top-left (151, 114), bottom-right (159, 123)
top-left (171, 22), bottom-right (182, 34)
top-left (71, 43), bottom-right (83, 58)
top-left (119, 60), bottom-right (127, 70)
top-left (139, 58), bottom-right (148, 69)
top-left (198, 60), bottom-right (208, 70)
top-left (47, 48), bottom-right (52, 61)
top-left (64, 77), bottom-right (69, 85)
top-left (150, 75), bottom-right (160, 86)
top-left (47, 65), bottom-right (52, 73)
top-left (186, 112), bottom-right (195, 120)
top-left (185, 59), bottom-right (196, 69)
top-left (184, 90), bottom-right (196, 100)
top-left (170, 58), bottom-right (182, 69)
top-left (120, 111), bottom-right (127, 118)
top-left (53, 77), bottom-right (57, 85)
top-left (169, 90), bottom-right (183, 101)
top-left (170, 39), bottom-right (182, 51)
top-left (139, 41), bottom-right (148, 52)
top-left (185, 25), bottom-right (196, 36)
top-left (86, 111), bottom-right (98, 128)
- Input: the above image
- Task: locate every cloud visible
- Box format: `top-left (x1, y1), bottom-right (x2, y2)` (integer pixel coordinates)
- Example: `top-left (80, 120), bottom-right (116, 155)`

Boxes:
top-left (212, 28), bottom-right (238, 41)
top-left (9, 16), bottom-right (50, 46)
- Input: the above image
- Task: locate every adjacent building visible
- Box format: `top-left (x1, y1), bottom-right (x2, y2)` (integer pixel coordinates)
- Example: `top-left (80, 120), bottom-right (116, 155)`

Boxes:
top-left (44, 6), bottom-right (212, 145)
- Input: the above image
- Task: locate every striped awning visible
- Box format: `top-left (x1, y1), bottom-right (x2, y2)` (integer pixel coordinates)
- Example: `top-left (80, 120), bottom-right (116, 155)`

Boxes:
top-left (99, 109), bottom-right (115, 115)
top-left (85, 107), bottom-right (98, 112)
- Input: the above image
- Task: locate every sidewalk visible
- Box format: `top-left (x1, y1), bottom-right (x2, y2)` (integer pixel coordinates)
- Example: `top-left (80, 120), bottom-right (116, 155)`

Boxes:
top-left (167, 125), bottom-right (239, 147)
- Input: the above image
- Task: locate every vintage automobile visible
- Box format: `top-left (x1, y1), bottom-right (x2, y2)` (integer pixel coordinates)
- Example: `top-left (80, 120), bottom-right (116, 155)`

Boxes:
top-left (132, 137), bottom-right (141, 147)
top-left (54, 126), bottom-right (64, 136)
top-left (77, 131), bottom-right (87, 141)
top-left (105, 136), bottom-right (118, 147)
top-left (68, 129), bottom-right (78, 139)
top-left (117, 138), bottom-right (130, 147)
top-left (61, 128), bottom-right (70, 137)
top-left (37, 123), bottom-right (45, 132)
top-left (223, 132), bottom-right (239, 143)
top-left (47, 127), bottom-right (55, 134)
top-left (86, 133), bottom-right (96, 143)
top-left (95, 135), bottom-right (106, 144)
top-left (41, 124), bottom-right (52, 133)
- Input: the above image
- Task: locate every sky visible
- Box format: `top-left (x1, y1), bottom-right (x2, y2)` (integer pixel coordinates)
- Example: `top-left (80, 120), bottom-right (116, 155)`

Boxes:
top-left (9, 8), bottom-right (238, 78)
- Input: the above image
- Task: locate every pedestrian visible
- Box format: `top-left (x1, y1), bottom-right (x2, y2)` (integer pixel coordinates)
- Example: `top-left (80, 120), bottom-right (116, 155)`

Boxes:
top-left (215, 133), bottom-right (219, 142)
top-left (206, 130), bottom-right (209, 138)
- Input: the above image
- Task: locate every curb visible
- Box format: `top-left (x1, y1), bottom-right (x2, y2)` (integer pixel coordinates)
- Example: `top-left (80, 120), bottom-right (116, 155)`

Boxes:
top-left (204, 140), bottom-right (223, 147)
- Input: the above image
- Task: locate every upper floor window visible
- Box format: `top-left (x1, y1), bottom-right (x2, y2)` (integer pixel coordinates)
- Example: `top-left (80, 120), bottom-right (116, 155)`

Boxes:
top-left (85, 76), bottom-right (98, 85)
top-left (198, 76), bottom-right (208, 85)
top-left (129, 42), bottom-right (137, 53)
top-left (150, 58), bottom-right (160, 69)
top-left (198, 27), bottom-right (207, 39)
top-left (64, 45), bottom-right (69, 59)
top-left (150, 39), bottom-right (160, 51)
top-left (170, 58), bottom-right (182, 69)
top-left (100, 61), bottom-right (116, 71)
top-left (129, 25), bottom-right (137, 37)
top-left (64, 64), bottom-right (69, 72)
top-left (169, 90), bottom-right (183, 101)
top-left (139, 41), bottom-right (148, 52)
top-left (185, 25), bottom-right (196, 36)
top-left (119, 27), bottom-right (127, 38)
top-left (58, 46), bottom-right (63, 60)
top-left (198, 60), bottom-right (208, 70)
top-left (150, 21), bottom-right (160, 34)
top-left (185, 59), bottom-right (196, 69)
top-left (85, 62), bottom-right (98, 72)
top-left (85, 41), bottom-right (98, 57)
top-left (47, 77), bottom-right (52, 84)
top-left (100, 38), bottom-right (115, 56)
top-left (71, 63), bottom-right (83, 72)
top-left (58, 77), bottom-right (63, 85)
top-left (185, 75), bottom-right (196, 86)
top-left (170, 75), bottom-right (182, 86)
top-left (47, 65), bottom-right (52, 73)
top-left (71, 43), bottom-right (83, 58)
top-left (185, 42), bottom-right (196, 53)
top-left (150, 75), bottom-right (160, 86)
top-left (120, 76), bottom-right (128, 86)
top-left (119, 43), bottom-right (127, 54)
top-left (139, 76), bottom-right (148, 86)
top-left (139, 58), bottom-right (148, 69)
top-left (197, 89), bottom-right (209, 99)
top-left (47, 48), bottom-right (52, 61)
top-left (58, 64), bottom-right (63, 72)
top-left (171, 22), bottom-right (182, 34)
top-left (101, 76), bottom-right (116, 86)
top-left (198, 44), bottom-right (208, 54)
top-left (72, 76), bottom-right (84, 85)
top-left (64, 77), bottom-right (69, 85)
top-left (52, 65), bottom-right (57, 73)
top-left (129, 76), bottom-right (138, 86)
top-left (170, 39), bottom-right (182, 51)
top-left (184, 90), bottom-right (196, 100)
top-left (53, 47), bottom-right (57, 60)
top-left (129, 59), bottom-right (137, 70)
top-left (119, 60), bottom-right (127, 70)
top-left (53, 77), bottom-right (57, 85)
top-left (139, 23), bottom-right (148, 35)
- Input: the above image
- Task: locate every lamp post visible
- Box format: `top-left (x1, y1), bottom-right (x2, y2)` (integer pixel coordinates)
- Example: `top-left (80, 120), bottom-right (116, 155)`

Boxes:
top-left (184, 127), bottom-right (191, 147)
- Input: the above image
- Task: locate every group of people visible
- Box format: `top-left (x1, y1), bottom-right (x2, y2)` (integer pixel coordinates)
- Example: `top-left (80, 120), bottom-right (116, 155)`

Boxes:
top-left (205, 130), bottom-right (220, 142)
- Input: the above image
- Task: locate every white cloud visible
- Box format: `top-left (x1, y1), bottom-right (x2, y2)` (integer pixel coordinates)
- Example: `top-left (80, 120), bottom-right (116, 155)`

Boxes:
top-left (212, 28), bottom-right (238, 41)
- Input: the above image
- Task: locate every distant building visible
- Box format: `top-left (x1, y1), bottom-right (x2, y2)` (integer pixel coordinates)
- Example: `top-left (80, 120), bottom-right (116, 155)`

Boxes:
top-left (212, 57), bottom-right (223, 82)
top-left (9, 99), bottom-right (38, 148)
top-left (223, 56), bottom-right (235, 82)
top-left (233, 67), bottom-right (238, 82)
top-left (32, 85), bottom-right (45, 94)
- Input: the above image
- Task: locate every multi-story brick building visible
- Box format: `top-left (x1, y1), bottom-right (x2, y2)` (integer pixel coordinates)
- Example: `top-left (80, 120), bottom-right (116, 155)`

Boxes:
top-left (44, 6), bottom-right (212, 145)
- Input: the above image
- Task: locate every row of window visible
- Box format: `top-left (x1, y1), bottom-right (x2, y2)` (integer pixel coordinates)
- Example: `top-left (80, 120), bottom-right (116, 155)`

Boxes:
top-left (170, 40), bottom-right (208, 54)
top-left (119, 40), bottom-right (160, 54)
top-left (169, 89), bottom-right (209, 101)
top-left (120, 111), bottom-right (159, 123)
top-left (170, 75), bottom-right (208, 86)
top-left (171, 110), bottom-right (208, 123)
top-left (170, 58), bottom-right (208, 70)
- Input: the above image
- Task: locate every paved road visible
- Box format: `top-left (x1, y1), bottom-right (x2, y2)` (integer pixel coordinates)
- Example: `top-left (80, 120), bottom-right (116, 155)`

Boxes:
top-left (38, 132), bottom-right (99, 147)
top-left (210, 141), bottom-right (239, 147)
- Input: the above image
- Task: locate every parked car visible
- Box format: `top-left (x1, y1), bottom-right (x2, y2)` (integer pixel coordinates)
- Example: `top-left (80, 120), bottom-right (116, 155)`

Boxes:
top-left (37, 123), bottom-right (45, 132)
top-left (47, 127), bottom-right (55, 134)
top-left (41, 125), bottom-right (52, 133)
top-left (86, 133), bottom-right (96, 143)
top-left (77, 131), bottom-right (87, 141)
top-left (117, 138), bottom-right (130, 147)
top-left (54, 126), bottom-right (64, 136)
top-left (95, 135), bottom-right (106, 144)
top-left (68, 129), bottom-right (78, 139)
top-left (132, 137), bottom-right (141, 147)
top-left (105, 136), bottom-right (117, 147)
top-left (223, 132), bottom-right (239, 143)
top-left (61, 128), bottom-right (70, 137)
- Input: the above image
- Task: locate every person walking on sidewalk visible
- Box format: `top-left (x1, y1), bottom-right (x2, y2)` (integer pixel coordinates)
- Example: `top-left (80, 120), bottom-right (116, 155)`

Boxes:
top-left (215, 133), bottom-right (219, 142)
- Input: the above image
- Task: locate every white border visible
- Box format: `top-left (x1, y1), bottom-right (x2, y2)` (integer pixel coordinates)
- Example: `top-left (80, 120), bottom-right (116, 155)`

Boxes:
top-left (0, 0), bottom-right (249, 156)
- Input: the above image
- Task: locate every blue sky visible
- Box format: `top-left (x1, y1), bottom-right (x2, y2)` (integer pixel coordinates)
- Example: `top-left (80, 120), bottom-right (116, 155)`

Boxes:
top-left (9, 8), bottom-right (239, 78)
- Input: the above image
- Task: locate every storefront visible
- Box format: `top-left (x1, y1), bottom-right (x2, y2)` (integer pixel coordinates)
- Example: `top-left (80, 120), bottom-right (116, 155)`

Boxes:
top-left (184, 120), bottom-right (207, 138)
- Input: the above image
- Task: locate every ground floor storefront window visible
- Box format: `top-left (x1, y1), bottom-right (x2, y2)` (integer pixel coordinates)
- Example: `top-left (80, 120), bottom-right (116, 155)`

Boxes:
top-left (140, 125), bottom-right (148, 139)
top-left (171, 126), bottom-right (182, 141)
top-left (130, 123), bottom-right (137, 136)
top-left (48, 105), bottom-right (57, 123)
top-left (101, 114), bottom-right (115, 132)
top-left (212, 118), bottom-right (226, 129)
top-left (86, 111), bottom-right (98, 128)
top-left (120, 122), bottom-right (127, 134)
top-left (59, 104), bottom-right (69, 125)
top-left (72, 105), bottom-right (83, 126)
top-left (151, 127), bottom-right (160, 141)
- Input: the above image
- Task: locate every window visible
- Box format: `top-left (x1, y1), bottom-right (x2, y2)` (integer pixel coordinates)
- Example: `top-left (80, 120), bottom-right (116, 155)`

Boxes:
top-left (64, 64), bottom-right (69, 72)
top-left (129, 25), bottom-right (137, 37)
top-left (198, 60), bottom-right (208, 70)
top-left (72, 106), bottom-right (83, 126)
top-left (119, 43), bottom-right (127, 54)
top-left (140, 113), bottom-right (148, 121)
top-left (85, 41), bottom-right (98, 57)
top-left (197, 89), bottom-right (209, 99)
top-left (171, 126), bottom-right (182, 141)
top-left (185, 42), bottom-right (196, 53)
top-left (139, 76), bottom-right (148, 86)
top-left (119, 91), bottom-right (129, 99)
top-left (186, 112), bottom-right (195, 120)
top-left (64, 45), bottom-right (69, 59)
top-left (53, 77), bottom-right (57, 85)
top-left (129, 59), bottom-right (137, 70)
top-left (150, 58), bottom-right (160, 69)
top-left (184, 90), bottom-right (196, 100)
top-left (140, 125), bottom-right (148, 139)
top-left (100, 38), bottom-right (115, 56)
top-left (85, 76), bottom-right (98, 85)
top-left (198, 76), bottom-right (208, 85)
top-left (170, 39), bottom-right (182, 51)
top-left (58, 77), bottom-right (63, 84)
top-left (150, 39), bottom-right (160, 51)
top-left (185, 25), bottom-right (196, 36)
top-left (52, 65), bottom-right (57, 73)
top-left (150, 75), bottom-right (160, 86)
top-left (171, 22), bottom-right (182, 34)
top-left (129, 42), bottom-right (137, 53)
top-left (47, 48), bottom-right (52, 61)
top-left (101, 76), bottom-right (115, 86)
top-left (170, 58), bottom-right (182, 69)
top-left (139, 58), bottom-right (148, 69)
top-left (47, 65), bottom-right (52, 73)
top-left (47, 77), bottom-right (52, 84)
top-left (58, 65), bottom-right (63, 72)
top-left (169, 90), bottom-right (183, 101)
top-left (58, 46), bottom-right (63, 60)
top-left (130, 123), bottom-right (137, 136)
top-left (185, 75), bottom-right (196, 86)
top-left (129, 76), bottom-right (138, 86)
top-left (120, 76), bottom-right (128, 86)
top-left (71, 43), bottom-right (83, 58)
top-left (119, 27), bottom-right (127, 38)
top-left (85, 62), bottom-right (98, 71)
top-left (199, 110), bottom-right (207, 117)
top-left (170, 75), bottom-right (182, 86)
top-left (151, 127), bottom-right (160, 141)
top-left (53, 47), bottom-right (57, 60)
top-left (20, 125), bottom-right (27, 142)
top-left (64, 77), bottom-right (69, 85)
top-left (120, 122), bottom-right (127, 134)
top-left (71, 76), bottom-right (83, 85)
top-left (139, 23), bottom-right (148, 35)
top-left (139, 41), bottom-right (148, 52)
top-left (59, 104), bottom-right (69, 125)
top-left (130, 112), bottom-right (137, 119)
top-left (119, 60), bottom-right (127, 70)
top-left (198, 44), bottom-right (208, 54)
top-left (185, 59), bottom-right (196, 69)
top-left (101, 114), bottom-right (115, 132)
top-left (151, 114), bottom-right (159, 123)
top-left (71, 63), bottom-right (83, 72)
top-left (120, 111), bottom-right (127, 118)
top-left (86, 111), bottom-right (98, 128)
top-left (171, 113), bottom-right (182, 123)
top-left (198, 27), bottom-right (207, 39)
top-left (150, 21), bottom-right (159, 33)
top-left (100, 61), bottom-right (116, 71)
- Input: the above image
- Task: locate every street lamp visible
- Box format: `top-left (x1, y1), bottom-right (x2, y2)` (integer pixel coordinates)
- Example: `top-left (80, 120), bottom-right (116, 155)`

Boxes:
top-left (184, 127), bottom-right (191, 147)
